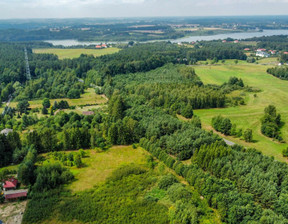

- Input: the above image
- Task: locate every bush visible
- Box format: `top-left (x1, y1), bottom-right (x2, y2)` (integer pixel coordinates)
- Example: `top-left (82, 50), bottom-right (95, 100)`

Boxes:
top-left (67, 89), bottom-right (80, 99)
top-left (107, 165), bottom-right (146, 182)
top-left (243, 129), bottom-right (253, 142)
top-left (167, 183), bottom-right (192, 203)
top-left (282, 148), bottom-right (288, 157)
top-left (158, 174), bottom-right (178, 190)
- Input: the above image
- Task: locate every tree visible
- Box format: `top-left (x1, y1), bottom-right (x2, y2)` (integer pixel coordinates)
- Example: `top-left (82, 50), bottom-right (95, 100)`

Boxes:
top-left (282, 147), bottom-right (288, 157)
top-left (42, 107), bottom-right (48, 115)
top-left (220, 118), bottom-right (232, 135)
top-left (18, 160), bottom-right (35, 185)
top-left (42, 98), bottom-right (50, 108)
top-left (243, 129), bottom-right (253, 142)
top-left (17, 100), bottom-right (29, 114)
top-left (74, 154), bottom-right (82, 168)
top-left (108, 94), bottom-right (125, 121)
top-left (181, 104), bottom-right (193, 119)
top-left (67, 89), bottom-right (81, 99)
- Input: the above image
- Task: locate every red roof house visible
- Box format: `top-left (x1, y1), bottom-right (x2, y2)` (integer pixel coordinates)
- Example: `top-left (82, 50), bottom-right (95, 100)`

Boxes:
top-left (95, 45), bottom-right (102, 49)
top-left (244, 48), bottom-right (250, 51)
top-left (284, 52), bottom-right (288, 55)
top-left (101, 44), bottom-right (107, 48)
top-left (3, 178), bottom-right (18, 190)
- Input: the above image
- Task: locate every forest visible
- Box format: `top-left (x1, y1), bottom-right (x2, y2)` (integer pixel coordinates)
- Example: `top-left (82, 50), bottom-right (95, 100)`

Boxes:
top-left (1, 16), bottom-right (288, 42)
top-left (1, 36), bottom-right (288, 223)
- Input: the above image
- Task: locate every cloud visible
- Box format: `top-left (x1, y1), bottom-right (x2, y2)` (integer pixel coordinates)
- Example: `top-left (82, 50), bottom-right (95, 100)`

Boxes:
top-left (0, 0), bottom-right (288, 18)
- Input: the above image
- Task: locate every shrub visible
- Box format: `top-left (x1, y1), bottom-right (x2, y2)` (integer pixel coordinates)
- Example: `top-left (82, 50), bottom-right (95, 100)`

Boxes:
top-left (158, 174), bottom-right (178, 190)
top-left (107, 165), bottom-right (146, 182)
top-left (282, 148), bottom-right (288, 157)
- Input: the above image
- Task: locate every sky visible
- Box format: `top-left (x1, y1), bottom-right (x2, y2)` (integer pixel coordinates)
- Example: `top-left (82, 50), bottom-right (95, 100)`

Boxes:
top-left (0, 0), bottom-right (288, 19)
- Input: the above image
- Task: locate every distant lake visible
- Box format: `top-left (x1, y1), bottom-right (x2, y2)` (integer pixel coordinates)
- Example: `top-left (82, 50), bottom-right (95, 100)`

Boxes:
top-left (45, 29), bottom-right (288, 47)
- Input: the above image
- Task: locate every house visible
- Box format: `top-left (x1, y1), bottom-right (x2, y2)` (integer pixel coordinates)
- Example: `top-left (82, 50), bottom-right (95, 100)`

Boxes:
top-left (256, 51), bottom-right (270, 58)
top-left (234, 40), bottom-right (239, 43)
top-left (101, 44), bottom-right (107, 48)
top-left (3, 178), bottom-right (18, 191)
top-left (269, 50), bottom-right (276, 55)
top-left (0, 128), bottom-right (13, 136)
top-left (257, 48), bottom-right (266, 52)
top-left (222, 40), bottom-right (227, 43)
top-left (244, 48), bottom-right (250, 51)
top-left (95, 45), bottom-right (102, 49)
top-left (4, 189), bottom-right (28, 201)
top-left (284, 52), bottom-right (288, 55)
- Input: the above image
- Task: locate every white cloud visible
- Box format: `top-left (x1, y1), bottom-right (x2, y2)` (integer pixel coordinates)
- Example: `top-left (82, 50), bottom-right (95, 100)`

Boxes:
top-left (0, 0), bottom-right (288, 18)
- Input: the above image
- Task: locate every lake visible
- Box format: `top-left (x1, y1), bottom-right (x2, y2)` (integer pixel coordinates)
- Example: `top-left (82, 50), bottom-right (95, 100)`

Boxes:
top-left (45, 29), bottom-right (288, 47)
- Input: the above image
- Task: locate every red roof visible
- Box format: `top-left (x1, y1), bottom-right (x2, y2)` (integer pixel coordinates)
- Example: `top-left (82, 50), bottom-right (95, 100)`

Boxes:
top-left (244, 48), bottom-right (250, 51)
top-left (82, 111), bottom-right (95, 116)
top-left (96, 45), bottom-right (102, 49)
top-left (284, 52), bottom-right (288, 55)
top-left (101, 44), bottom-right (107, 47)
top-left (5, 192), bottom-right (27, 200)
top-left (3, 178), bottom-right (18, 189)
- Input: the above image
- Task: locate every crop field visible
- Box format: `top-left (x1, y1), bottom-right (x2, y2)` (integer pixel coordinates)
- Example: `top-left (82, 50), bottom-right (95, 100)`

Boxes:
top-left (193, 62), bottom-right (288, 162)
top-left (33, 48), bottom-right (120, 59)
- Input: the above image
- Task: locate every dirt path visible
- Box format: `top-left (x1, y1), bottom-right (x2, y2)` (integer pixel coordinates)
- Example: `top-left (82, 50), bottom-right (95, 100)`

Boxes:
top-left (0, 201), bottom-right (27, 224)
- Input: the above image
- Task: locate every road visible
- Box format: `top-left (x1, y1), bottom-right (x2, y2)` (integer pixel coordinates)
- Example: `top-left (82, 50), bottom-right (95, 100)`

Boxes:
top-left (223, 138), bottom-right (235, 146)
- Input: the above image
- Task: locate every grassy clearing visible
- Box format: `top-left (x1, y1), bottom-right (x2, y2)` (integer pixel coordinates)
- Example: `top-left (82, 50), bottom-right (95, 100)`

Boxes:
top-left (9, 88), bottom-right (107, 109)
top-left (67, 146), bottom-right (149, 192)
top-left (0, 164), bottom-right (18, 173)
top-left (193, 62), bottom-right (288, 162)
top-left (33, 48), bottom-right (120, 59)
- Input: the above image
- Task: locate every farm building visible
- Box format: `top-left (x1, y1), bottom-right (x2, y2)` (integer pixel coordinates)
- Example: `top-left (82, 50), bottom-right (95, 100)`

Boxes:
top-left (4, 189), bottom-right (28, 201)
top-left (3, 178), bottom-right (18, 191)
top-left (0, 128), bottom-right (13, 136)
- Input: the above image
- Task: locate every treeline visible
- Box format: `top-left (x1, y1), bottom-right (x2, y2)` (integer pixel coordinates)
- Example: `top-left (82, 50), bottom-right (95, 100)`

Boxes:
top-left (0, 41), bottom-right (247, 103)
top-left (0, 43), bottom-right (84, 102)
top-left (212, 115), bottom-right (253, 142)
top-left (267, 66), bottom-right (288, 80)
top-left (107, 64), bottom-right (226, 115)
top-left (140, 139), bottom-right (288, 223)
top-left (246, 35), bottom-right (288, 52)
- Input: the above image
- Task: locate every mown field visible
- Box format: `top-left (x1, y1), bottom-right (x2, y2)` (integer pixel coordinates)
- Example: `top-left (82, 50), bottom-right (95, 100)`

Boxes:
top-left (33, 48), bottom-right (120, 59)
top-left (8, 88), bottom-right (107, 114)
top-left (193, 61), bottom-right (288, 162)
top-left (67, 146), bottom-right (150, 192)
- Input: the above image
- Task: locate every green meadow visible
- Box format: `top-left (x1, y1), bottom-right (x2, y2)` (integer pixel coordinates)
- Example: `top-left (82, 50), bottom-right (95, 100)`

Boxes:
top-left (193, 62), bottom-right (288, 162)
top-left (33, 48), bottom-right (120, 59)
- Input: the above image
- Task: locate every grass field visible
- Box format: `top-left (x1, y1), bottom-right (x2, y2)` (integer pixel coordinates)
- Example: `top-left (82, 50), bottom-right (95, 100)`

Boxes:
top-left (33, 48), bottom-right (120, 59)
top-left (192, 61), bottom-right (288, 162)
top-left (67, 146), bottom-right (149, 192)
top-left (9, 88), bottom-right (107, 110)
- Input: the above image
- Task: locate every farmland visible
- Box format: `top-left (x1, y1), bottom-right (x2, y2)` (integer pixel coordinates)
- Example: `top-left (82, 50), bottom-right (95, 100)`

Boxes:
top-left (193, 61), bottom-right (288, 161)
top-left (33, 48), bottom-right (120, 59)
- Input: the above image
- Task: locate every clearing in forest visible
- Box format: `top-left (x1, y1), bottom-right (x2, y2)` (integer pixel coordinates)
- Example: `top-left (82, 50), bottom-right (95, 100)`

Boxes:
top-left (33, 48), bottom-right (120, 59)
top-left (193, 62), bottom-right (288, 162)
